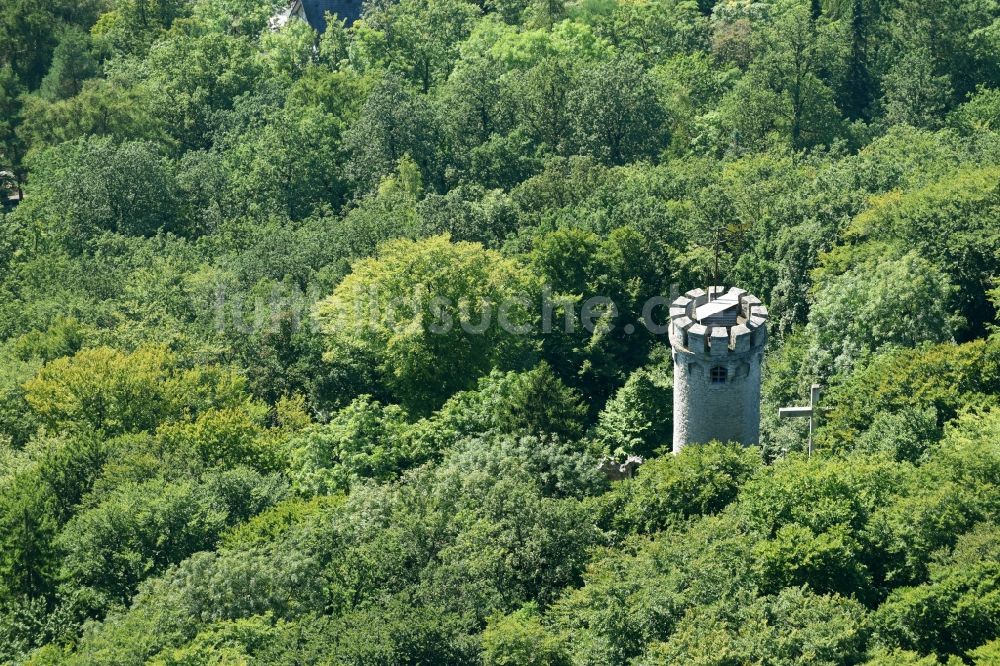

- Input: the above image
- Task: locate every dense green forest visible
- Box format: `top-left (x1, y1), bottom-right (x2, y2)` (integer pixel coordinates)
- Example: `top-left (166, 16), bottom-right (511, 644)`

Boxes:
top-left (1, 0), bottom-right (1000, 663)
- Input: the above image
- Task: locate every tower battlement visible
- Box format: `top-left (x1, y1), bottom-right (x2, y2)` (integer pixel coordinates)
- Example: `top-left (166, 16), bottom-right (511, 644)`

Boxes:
top-left (669, 286), bottom-right (768, 356)
top-left (670, 286), bottom-right (767, 452)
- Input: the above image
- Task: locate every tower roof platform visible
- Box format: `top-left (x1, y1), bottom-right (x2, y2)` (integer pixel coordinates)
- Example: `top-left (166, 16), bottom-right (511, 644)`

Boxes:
top-left (669, 286), bottom-right (768, 356)
top-left (695, 291), bottom-right (741, 327)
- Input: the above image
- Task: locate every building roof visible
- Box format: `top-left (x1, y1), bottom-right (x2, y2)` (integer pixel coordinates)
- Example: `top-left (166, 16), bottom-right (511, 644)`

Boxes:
top-left (297, 0), bottom-right (364, 31)
top-left (695, 292), bottom-right (741, 327)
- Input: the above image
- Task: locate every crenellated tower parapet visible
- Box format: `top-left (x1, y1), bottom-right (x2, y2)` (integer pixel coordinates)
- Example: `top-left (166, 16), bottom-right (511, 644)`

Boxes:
top-left (669, 286), bottom-right (768, 452)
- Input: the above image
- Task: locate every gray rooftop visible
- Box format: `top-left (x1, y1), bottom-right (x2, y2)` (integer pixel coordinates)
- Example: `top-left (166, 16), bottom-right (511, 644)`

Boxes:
top-left (695, 292), bottom-right (741, 327)
top-left (299, 0), bottom-right (363, 31)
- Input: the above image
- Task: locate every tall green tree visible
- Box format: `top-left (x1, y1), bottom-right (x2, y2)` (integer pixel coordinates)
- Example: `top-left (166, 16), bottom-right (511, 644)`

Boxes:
top-left (0, 66), bottom-right (25, 192)
top-left (568, 54), bottom-right (667, 164)
top-left (38, 27), bottom-right (98, 101)
top-left (315, 235), bottom-right (540, 413)
top-left (806, 251), bottom-right (955, 379)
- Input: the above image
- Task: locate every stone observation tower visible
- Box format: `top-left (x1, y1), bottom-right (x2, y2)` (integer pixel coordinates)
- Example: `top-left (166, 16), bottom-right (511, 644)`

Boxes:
top-left (668, 286), bottom-right (768, 453)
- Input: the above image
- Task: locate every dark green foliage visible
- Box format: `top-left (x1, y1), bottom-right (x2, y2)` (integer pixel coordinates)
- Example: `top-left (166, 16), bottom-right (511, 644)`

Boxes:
top-left (56, 478), bottom-right (230, 607)
top-left (568, 54), bottom-right (667, 164)
top-left (39, 28), bottom-right (98, 102)
top-left (56, 468), bottom-right (286, 609)
top-left (595, 358), bottom-right (673, 457)
top-left (0, 0), bottom-right (105, 89)
top-left (274, 597), bottom-right (481, 665)
top-left (1, 0), bottom-right (999, 662)
top-left (0, 432), bottom-right (105, 604)
top-left (19, 137), bottom-right (181, 249)
top-left (344, 73), bottom-right (441, 193)
top-left (874, 523), bottom-right (1000, 660)
top-left (435, 363), bottom-right (588, 441)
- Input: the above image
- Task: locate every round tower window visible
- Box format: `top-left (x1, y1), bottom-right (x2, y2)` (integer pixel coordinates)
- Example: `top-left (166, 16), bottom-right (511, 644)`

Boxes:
top-left (710, 366), bottom-right (727, 384)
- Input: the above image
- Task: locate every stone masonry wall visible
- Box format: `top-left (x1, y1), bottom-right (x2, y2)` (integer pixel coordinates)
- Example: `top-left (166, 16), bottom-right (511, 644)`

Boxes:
top-left (670, 286), bottom-right (767, 452)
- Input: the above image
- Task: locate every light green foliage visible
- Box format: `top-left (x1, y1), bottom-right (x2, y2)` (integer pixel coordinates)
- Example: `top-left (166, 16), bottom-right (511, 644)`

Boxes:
top-left (863, 650), bottom-right (944, 666)
top-left (23, 346), bottom-right (247, 437)
top-left (156, 405), bottom-right (284, 473)
top-left (259, 20), bottom-right (319, 80)
top-left (361, 0), bottom-right (482, 93)
top-left (845, 167), bottom-right (1000, 337)
top-left (971, 640), bottom-right (1000, 665)
top-left (738, 453), bottom-right (903, 602)
top-left (641, 587), bottom-right (868, 666)
top-left (315, 234), bottom-right (540, 413)
top-left (140, 31), bottom-right (262, 152)
top-left (219, 495), bottom-right (343, 550)
top-left (950, 86), bottom-right (1000, 134)
top-left (91, 0), bottom-right (189, 58)
top-left (146, 615), bottom-right (283, 666)
top-left (10, 317), bottom-right (90, 363)
top-left (592, 0), bottom-right (709, 60)
top-left (822, 337), bottom-right (1000, 448)
top-left (806, 252), bottom-right (955, 379)
top-left (287, 396), bottom-right (423, 495)
top-left (482, 603), bottom-right (570, 666)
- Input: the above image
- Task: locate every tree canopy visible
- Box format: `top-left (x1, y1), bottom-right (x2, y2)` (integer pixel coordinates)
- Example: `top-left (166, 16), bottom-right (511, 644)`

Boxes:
top-left (0, 0), bottom-right (999, 662)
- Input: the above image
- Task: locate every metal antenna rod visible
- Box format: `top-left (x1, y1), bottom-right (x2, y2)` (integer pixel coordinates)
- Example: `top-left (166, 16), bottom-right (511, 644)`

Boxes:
top-left (714, 229), bottom-right (720, 288)
top-left (711, 228), bottom-right (721, 300)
